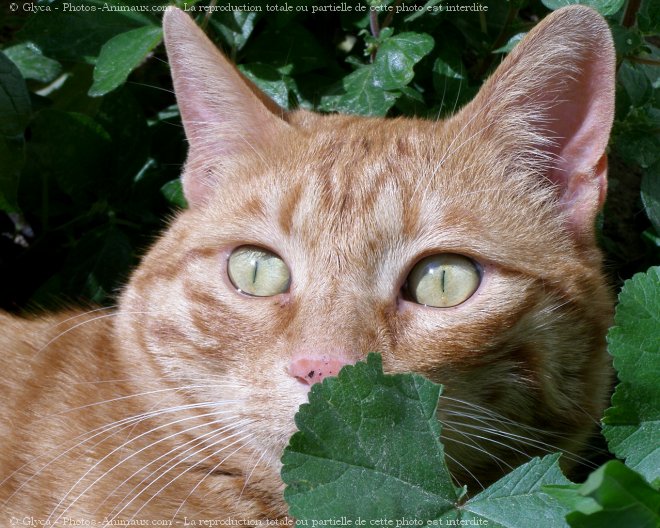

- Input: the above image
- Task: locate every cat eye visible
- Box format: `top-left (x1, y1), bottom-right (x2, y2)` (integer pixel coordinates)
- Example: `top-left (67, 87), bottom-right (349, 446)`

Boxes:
top-left (406, 254), bottom-right (480, 308)
top-left (227, 246), bottom-right (291, 297)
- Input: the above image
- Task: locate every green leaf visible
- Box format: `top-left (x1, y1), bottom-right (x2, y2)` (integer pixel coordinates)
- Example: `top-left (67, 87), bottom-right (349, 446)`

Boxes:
top-left (395, 85), bottom-right (426, 115)
top-left (0, 51), bottom-right (30, 212)
top-left (614, 131), bottom-right (660, 169)
top-left (321, 29), bottom-right (431, 115)
top-left (238, 63), bottom-right (291, 109)
top-left (540, 0), bottom-right (625, 16)
top-left (282, 355), bottom-right (571, 525)
top-left (493, 33), bottom-right (526, 54)
top-left (431, 40), bottom-right (476, 118)
top-left (89, 26), bottom-right (162, 97)
top-left (638, 0), bottom-right (660, 35)
top-left (639, 45), bottom-right (660, 88)
top-left (642, 229), bottom-right (660, 250)
top-left (558, 461), bottom-right (660, 528)
top-left (543, 483), bottom-right (594, 512)
top-left (373, 32), bottom-right (434, 91)
top-left (210, 10), bottom-right (261, 52)
top-left (611, 25), bottom-right (646, 57)
top-left (0, 51), bottom-right (31, 137)
top-left (18, 0), bottom-right (147, 62)
top-left (603, 267), bottom-right (660, 483)
top-left (642, 163), bottom-right (660, 235)
top-left (95, 88), bottom-right (151, 187)
top-left (618, 62), bottom-right (653, 107)
top-left (3, 42), bottom-right (62, 84)
top-left (449, 454), bottom-right (572, 527)
top-left (160, 179), bottom-right (187, 209)
top-left (81, 0), bottom-right (157, 25)
top-left (613, 107), bottom-right (660, 169)
top-left (281, 353), bottom-right (460, 521)
top-left (319, 66), bottom-right (399, 117)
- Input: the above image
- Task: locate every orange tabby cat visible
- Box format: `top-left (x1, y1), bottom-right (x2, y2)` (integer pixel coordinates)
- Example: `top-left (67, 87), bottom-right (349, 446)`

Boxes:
top-left (0, 5), bottom-right (615, 523)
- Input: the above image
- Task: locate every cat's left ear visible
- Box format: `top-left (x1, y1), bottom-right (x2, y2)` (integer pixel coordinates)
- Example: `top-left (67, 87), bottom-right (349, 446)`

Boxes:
top-left (162, 7), bottom-right (290, 207)
top-left (461, 5), bottom-right (615, 243)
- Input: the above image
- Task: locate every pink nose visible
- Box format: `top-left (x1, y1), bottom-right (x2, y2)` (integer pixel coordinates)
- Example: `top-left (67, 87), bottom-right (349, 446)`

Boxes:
top-left (288, 356), bottom-right (352, 386)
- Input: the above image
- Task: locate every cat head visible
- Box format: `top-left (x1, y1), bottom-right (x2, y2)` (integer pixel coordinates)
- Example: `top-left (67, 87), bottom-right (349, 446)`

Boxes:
top-left (118, 5), bottom-right (615, 490)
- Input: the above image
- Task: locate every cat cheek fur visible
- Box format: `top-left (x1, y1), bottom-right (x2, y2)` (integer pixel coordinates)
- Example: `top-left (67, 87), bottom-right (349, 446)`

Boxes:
top-left (0, 4), bottom-right (615, 519)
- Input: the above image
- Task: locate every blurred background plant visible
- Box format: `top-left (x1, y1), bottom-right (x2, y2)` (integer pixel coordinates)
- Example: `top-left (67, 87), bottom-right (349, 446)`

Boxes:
top-left (0, 0), bottom-right (658, 311)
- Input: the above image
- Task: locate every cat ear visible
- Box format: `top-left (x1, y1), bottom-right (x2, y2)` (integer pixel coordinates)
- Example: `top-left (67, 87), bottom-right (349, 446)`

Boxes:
top-left (162, 7), bottom-right (289, 206)
top-left (462, 6), bottom-right (615, 242)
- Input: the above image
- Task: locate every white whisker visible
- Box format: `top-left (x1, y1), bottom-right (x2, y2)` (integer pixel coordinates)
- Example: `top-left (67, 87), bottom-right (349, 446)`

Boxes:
top-left (169, 436), bottom-right (258, 521)
top-left (443, 450), bottom-right (485, 491)
top-left (1, 401), bottom-right (226, 507)
top-left (47, 406), bottom-right (235, 525)
top-left (239, 444), bottom-right (269, 500)
top-left (33, 311), bottom-right (158, 358)
top-left (54, 385), bottom-right (241, 416)
top-left (120, 432), bottom-right (255, 523)
top-left (442, 423), bottom-right (514, 473)
top-left (102, 417), bottom-right (249, 518)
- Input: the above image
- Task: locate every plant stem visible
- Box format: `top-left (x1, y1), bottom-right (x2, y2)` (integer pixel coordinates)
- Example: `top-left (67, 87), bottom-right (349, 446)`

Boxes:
top-left (370, 9), bottom-right (380, 38)
top-left (369, 9), bottom-right (380, 62)
top-left (622, 0), bottom-right (641, 28)
top-left (627, 56), bottom-right (660, 66)
top-left (200, 0), bottom-right (217, 31)
top-left (471, 3), bottom-right (519, 79)
top-left (382, 0), bottom-right (405, 30)
top-left (489, 4), bottom-right (519, 56)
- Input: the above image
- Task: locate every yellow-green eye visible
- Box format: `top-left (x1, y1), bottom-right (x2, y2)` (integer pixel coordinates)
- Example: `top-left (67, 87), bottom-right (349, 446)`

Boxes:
top-left (227, 246), bottom-right (291, 297)
top-left (406, 254), bottom-right (480, 308)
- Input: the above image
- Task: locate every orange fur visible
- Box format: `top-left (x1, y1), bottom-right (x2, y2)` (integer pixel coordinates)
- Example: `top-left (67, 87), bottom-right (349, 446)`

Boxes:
top-left (1, 5), bottom-right (615, 522)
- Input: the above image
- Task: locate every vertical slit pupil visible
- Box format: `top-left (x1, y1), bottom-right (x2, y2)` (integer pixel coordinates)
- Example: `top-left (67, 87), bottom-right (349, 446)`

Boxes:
top-left (252, 259), bottom-right (259, 284)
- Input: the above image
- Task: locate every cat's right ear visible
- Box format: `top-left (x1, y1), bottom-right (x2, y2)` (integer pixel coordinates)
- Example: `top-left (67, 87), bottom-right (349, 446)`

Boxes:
top-left (455, 6), bottom-right (615, 244)
top-left (163, 7), bottom-right (289, 206)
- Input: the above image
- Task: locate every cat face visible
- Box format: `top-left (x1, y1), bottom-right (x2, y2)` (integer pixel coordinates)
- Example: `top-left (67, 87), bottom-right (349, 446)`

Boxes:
top-left (118, 5), bottom-right (615, 489)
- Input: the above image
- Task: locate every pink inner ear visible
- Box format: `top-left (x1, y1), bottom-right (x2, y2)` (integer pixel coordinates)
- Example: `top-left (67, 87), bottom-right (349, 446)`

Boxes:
top-left (533, 49), bottom-right (614, 239)
top-left (163, 8), bottom-right (288, 208)
top-left (544, 57), bottom-right (611, 185)
top-left (555, 154), bottom-right (608, 236)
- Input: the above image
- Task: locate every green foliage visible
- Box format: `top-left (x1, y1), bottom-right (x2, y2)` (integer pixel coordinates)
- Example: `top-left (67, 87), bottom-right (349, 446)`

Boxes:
top-left (455, 456), bottom-right (571, 526)
top-left (0, 0), bottom-right (185, 308)
top-left (282, 354), bottom-right (460, 520)
top-left (541, 0), bottom-right (625, 16)
top-left (89, 26), bottom-right (163, 97)
top-left (0, 51), bottom-right (30, 212)
top-left (3, 42), bottom-right (61, 83)
top-left (160, 178), bottom-right (188, 209)
top-left (281, 355), bottom-right (573, 526)
top-left (603, 267), bottom-right (660, 483)
top-left (319, 29), bottom-right (434, 115)
top-left (548, 461), bottom-right (660, 528)
top-left (642, 165), bottom-right (660, 235)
